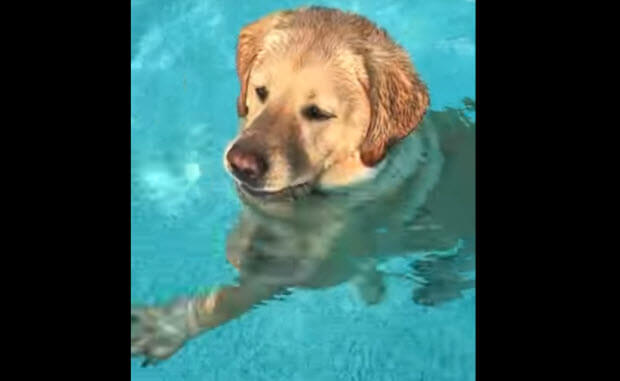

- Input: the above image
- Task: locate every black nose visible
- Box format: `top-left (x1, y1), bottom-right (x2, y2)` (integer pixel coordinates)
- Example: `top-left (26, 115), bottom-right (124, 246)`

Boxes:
top-left (227, 144), bottom-right (268, 184)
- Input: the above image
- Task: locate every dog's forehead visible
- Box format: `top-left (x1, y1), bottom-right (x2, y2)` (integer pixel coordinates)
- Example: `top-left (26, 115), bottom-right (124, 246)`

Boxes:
top-left (255, 22), bottom-right (355, 66)
top-left (245, 16), bottom-right (371, 107)
top-left (251, 60), bottom-right (361, 110)
top-left (253, 43), bottom-right (363, 94)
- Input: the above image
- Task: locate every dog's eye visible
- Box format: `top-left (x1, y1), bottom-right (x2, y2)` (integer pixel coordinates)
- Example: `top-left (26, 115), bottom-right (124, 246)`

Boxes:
top-left (255, 86), bottom-right (268, 102)
top-left (302, 105), bottom-right (334, 121)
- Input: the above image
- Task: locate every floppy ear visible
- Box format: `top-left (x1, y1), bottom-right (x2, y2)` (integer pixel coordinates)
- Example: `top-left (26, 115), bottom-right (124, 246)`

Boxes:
top-left (236, 11), bottom-right (292, 117)
top-left (359, 46), bottom-right (430, 167)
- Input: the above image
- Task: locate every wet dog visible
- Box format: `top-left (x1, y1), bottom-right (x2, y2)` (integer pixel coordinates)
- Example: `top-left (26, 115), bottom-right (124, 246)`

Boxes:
top-left (131, 6), bottom-right (475, 365)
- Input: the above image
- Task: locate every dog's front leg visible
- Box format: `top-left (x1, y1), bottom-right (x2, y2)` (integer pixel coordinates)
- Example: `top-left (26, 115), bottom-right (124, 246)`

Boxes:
top-left (131, 281), bottom-right (278, 365)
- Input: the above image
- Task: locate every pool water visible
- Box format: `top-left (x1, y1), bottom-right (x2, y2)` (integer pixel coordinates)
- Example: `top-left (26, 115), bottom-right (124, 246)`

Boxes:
top-left (131, 1), bottom-right (475, 380)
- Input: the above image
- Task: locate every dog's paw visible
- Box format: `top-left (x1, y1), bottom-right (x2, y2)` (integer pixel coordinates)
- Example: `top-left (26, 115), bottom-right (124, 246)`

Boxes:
top-left (131, 299), bottom-right (194, 366)
top-left (413, 283), bottom-right (463, 306)
top-left (357, 277), bottom-right (386, 305)
top-left (351, 267), bottom-right (386, 305)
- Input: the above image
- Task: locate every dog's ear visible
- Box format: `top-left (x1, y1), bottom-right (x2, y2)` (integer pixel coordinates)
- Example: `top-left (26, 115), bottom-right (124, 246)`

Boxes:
top-left (236, 11), bottom-right (292, 117)
top-left (359, 43), bottom-right (430, 167)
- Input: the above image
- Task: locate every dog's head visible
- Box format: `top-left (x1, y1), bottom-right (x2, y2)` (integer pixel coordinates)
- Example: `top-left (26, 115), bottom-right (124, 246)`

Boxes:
top-left (224, 7), bottom-right (429, 199)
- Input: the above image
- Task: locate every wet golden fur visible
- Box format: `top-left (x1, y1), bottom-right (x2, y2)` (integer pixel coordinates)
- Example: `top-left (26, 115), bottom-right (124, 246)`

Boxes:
top-left (227, 7), bottom-right (430, 193)
top-left (131, 7), bottom-right (475, 364)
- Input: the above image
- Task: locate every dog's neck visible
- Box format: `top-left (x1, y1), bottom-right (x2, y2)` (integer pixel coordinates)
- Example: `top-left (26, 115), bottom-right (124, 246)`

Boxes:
top-left (317, 151), bottom-right (383, 189)
top-left (237, 122), bottom-right (444, 225)
top-left (317, 122), bottom-right (444, 207)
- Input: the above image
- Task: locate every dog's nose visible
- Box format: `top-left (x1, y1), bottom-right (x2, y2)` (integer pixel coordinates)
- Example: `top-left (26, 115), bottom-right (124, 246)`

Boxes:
top-left (227, 144), bottom-right (268, 183)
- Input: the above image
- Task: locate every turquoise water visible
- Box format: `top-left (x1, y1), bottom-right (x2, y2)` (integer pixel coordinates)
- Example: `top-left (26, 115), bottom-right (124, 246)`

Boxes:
top-left (131, 0), bottom-right (475, 380)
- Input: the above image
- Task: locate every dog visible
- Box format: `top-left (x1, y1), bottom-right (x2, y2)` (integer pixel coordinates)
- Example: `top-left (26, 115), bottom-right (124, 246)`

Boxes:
top-left (131, 6), bottom-right (475, 365)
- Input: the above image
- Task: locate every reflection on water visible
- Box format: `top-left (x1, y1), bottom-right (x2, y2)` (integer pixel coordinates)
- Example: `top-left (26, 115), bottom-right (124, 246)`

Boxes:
top-left (131, 99), bottom-right (475, 365)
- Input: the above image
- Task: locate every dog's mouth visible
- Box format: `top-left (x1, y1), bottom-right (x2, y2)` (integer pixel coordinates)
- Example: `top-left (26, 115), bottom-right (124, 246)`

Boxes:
top-left (236, 181), bottom-right (316, 201)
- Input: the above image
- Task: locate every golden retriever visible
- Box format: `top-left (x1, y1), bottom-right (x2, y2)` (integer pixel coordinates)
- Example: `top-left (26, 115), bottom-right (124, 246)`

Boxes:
top-left (131, 6), bottom-right (475, 365)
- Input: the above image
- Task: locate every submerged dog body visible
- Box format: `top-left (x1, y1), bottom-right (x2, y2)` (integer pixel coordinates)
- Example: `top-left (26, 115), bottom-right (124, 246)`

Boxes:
top-left (226, 106), bottom-right (474, 293)
top-left (131, 7), bottom-right (475, 364)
